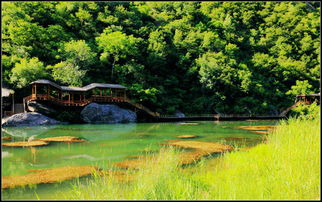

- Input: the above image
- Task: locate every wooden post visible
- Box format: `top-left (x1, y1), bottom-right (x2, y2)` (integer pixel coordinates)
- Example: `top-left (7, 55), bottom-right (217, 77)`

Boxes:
top-left (47, 85), bottom-right (50, 98)
top-left (12, 93), bottom-right (15, 114)
top-left (110, 88), bottom-right (112, 97)
top-left (68, 93), bottom-right (71, 103)
top-left (100, 89), bottom-right (102, 97)
top-left (35, 84), bottom-right (37, 97)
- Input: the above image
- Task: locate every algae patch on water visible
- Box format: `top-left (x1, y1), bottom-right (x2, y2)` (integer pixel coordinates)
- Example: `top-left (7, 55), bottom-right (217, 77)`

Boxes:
top-left (2, 136), bottom-right (86, 147)
top-left (100, 170), bottom-right (134, 183)
top-left (2, 166), bottom-right (99, 189)
top-left (114, 156), bottom-right (153, 169)
top-left (161, 140), bottom-right (233, 154)
top-left (2, 141), bottom-right (49, 147)
top-left (234, 125), bottom-right (277, 135)
top-left (36, 136), bottom-right (86, 143)
top-left (176, 135), bottom-right (198, 139)
top-left (161, 140), bottom-right (233, 165)
top-left (2, 136), bottom-right (12, 141)
top-left (234, 125), bottom-right (277, 131)
top-left (115, 141), bottom-right (233, 169)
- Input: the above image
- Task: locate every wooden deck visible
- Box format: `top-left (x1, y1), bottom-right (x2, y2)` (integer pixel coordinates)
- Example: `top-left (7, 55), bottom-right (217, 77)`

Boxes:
top-left (156, 114), bottom-right (284, 121)
top-left (23, 94), bottom-right (160, 117)
top-left (23, 94), bottom-right (308, 121)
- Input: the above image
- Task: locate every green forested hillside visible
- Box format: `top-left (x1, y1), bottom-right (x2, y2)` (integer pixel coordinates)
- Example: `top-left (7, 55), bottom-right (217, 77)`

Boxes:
top-left (2, 2), bottom-right (320, 115)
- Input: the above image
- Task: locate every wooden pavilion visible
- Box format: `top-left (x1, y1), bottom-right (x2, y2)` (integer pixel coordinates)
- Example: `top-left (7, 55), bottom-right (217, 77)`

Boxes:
top-left (25, 80), bottom-right (127, 107)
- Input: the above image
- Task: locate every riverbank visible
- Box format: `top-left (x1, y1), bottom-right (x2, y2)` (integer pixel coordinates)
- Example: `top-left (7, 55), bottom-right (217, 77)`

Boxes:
top-left (63, 112), bottom-right (320, 200)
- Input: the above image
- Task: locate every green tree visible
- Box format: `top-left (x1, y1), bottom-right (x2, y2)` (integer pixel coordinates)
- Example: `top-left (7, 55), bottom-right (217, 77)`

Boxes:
top-left (96, 29), bottom-right (142, 81)
top-left (10, 57), bottom-right (49, 88)
top-left (58, 40), bottom-right (96, 69)
top-left (47, 61), bottom-right (86, 86)
top-left (286, 80), bottom-right (314, 96)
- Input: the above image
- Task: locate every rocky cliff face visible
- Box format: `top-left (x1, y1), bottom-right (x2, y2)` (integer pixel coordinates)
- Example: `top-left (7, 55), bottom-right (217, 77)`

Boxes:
top-left (2, 112), bottom-right (61, 127)
top-left (81, 103), bottom-right (137, 124)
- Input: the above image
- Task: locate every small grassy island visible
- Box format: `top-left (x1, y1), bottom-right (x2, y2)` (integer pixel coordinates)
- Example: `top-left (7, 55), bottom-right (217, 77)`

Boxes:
top-left (1, 1), bottom-right (320, 200)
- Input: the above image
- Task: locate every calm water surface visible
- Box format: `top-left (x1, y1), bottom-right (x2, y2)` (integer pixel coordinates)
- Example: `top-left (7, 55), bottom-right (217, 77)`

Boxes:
top-left (1, 120), bottom-right (278, 200)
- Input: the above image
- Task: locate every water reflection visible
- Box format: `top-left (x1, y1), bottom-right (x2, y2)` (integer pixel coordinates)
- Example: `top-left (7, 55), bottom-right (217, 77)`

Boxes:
top-left (2, 123), bottom-right (137, 142)
top-left (2, 125), bottom-right (58, 141)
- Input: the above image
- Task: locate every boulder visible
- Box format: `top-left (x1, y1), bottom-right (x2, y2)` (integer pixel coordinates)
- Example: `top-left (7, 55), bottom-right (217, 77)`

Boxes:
top-left (2, 112), bottom-right (61, 127)
top-left (174, 110), bottom-right (185, 118)
top-left (27, 101), bottom-right (57, 115)
top-left (81, 103), bottom-right (137, 124)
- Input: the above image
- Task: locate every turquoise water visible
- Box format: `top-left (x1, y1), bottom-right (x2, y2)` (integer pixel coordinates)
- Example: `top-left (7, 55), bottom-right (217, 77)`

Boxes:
top-left (1, 120), bottom-right (278, 200)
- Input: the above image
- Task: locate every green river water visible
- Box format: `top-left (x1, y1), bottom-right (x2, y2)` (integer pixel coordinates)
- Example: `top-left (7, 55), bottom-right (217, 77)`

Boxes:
top-left (1, 120), bottom-right (278, 200)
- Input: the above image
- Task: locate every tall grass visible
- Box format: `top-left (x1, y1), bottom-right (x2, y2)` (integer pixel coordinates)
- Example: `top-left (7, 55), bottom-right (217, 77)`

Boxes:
top-left (63, 112), bottom-right (320, 200)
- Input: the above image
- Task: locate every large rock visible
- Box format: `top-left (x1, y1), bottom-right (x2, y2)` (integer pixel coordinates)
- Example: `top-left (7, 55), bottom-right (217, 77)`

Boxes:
top-left (174, 110), bottom-right (185, 118)
top-left (27, 101), bottom-right (57, 115)
top-left (81, 103), bottom-right (137, 124)
top-left (2, 112), bottom-right (61, 127)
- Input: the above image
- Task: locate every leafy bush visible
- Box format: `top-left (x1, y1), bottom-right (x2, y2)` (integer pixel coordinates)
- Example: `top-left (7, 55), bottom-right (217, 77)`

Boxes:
top-left (55, 110), bottom-right (81, 122)
top-left (289, 102), bottom-right (320, 120)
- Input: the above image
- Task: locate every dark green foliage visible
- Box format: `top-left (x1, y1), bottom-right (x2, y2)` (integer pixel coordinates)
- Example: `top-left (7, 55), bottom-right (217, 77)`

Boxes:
top-left (2, 2), bottom-right (320, 115)
top-left (55, 110), bottom-right (82, 123)
top-left (289, 102), bottom-right (320, 120)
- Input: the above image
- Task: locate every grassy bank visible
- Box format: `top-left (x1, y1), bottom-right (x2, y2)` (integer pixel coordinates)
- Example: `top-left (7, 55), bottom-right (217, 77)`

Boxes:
top-left (63, 112), bottom-right (320, 200)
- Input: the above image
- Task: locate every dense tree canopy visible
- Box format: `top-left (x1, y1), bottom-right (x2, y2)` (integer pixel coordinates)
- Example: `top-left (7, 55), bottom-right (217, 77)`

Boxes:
top-left (1, 1), bottom-right (320, 115)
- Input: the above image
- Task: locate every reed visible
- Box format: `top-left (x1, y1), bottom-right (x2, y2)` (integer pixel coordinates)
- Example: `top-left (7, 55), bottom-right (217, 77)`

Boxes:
top-left (63, 111), bottom-right (320, 200)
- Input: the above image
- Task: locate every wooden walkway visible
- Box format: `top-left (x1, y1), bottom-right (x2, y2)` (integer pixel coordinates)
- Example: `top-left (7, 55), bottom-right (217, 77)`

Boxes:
top-left (279, 101), bottom-right (307, 117)
top-left (156, 114), bottom-right (284, 121)
top-left (24, 94), bottom-right (308, 121)
top-left (23, 94), bottom-right (160, 117)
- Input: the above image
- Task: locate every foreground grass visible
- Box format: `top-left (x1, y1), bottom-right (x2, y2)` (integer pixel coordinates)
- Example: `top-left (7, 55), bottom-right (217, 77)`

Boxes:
top-left (64, 114), bottom-right (320, 200)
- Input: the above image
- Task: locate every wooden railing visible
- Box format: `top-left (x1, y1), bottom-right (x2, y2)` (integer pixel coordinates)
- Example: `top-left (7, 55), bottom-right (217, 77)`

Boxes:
top-left (159, 114), bottom-right (283, 119)
top-left (279, 101), bottom-right (305, 117)
top-left (159, 114), bottom-right (217, 118)
top-left (23, 94), bottom-right (160, 117)
top-left (24, 94), bottom-right (91, 107)
top-left (124, 98), bottom-right (160, 117)
top-left (23, 94), bottom-right (290, 119)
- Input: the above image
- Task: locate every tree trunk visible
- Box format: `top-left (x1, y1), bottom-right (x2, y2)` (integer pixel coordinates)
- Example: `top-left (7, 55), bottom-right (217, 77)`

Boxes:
top-left (111, 57), bottom-right (116, 82)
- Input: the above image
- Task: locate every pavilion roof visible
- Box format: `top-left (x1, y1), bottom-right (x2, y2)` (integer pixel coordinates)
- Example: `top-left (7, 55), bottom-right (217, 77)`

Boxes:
top-left (30, 80), bottom-right (127, 92)
top-left (296, 93), bottom-right (320, 97)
